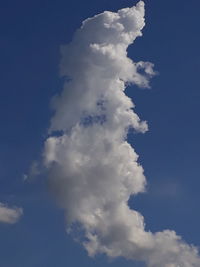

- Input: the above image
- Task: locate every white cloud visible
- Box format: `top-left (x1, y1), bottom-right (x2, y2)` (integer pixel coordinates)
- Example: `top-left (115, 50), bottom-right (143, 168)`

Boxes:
top-left (43, 1), bottom-right (200, 266)
top-left (0, 202), bottom-right (23, 224)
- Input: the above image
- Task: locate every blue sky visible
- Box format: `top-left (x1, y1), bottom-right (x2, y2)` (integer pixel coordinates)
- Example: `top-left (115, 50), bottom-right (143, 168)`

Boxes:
top-left (0, 0), bottom-right (200, 266)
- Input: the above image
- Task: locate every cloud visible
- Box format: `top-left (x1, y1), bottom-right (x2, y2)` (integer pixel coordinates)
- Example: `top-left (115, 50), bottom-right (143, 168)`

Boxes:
top-left (0, 202), bottom-right (23, 224)
top-left (43, 1), bottom-right (200, 266)
top-left (23, 160), bottom-right (40, 181)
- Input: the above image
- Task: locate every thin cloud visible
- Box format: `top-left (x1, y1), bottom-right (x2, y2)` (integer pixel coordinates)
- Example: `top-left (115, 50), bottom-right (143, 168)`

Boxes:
top-left (0, 202), bottom-right (23, 224)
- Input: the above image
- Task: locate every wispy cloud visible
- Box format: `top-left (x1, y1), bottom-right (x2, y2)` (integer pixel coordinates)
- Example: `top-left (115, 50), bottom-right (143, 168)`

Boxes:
top-left (0, 202), bottom-right (23, 224)
top-left (42, 1), bottom-right (200, 266)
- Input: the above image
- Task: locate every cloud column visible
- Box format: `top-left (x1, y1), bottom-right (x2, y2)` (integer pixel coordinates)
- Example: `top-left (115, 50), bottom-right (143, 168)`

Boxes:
top-left (43, 2), bottom-right (200, 266)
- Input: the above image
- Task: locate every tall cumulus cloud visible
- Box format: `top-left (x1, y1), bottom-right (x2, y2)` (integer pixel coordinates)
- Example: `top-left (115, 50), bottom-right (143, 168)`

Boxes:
top-left (43, 1), bottom-right (200, 266)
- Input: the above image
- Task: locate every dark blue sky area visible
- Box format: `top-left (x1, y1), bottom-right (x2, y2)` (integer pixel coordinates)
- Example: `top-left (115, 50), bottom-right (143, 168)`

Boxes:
top-left (0, 0), bottom-right (199, 266)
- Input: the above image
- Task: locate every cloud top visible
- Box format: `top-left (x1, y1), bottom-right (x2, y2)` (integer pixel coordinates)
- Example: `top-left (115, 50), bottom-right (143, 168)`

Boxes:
top-left (43, 1), bottom-right (200, 266)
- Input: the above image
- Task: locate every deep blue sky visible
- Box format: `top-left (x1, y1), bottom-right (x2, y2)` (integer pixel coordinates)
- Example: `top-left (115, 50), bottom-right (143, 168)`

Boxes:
top-left (0, 0), bottom-right (200, 266)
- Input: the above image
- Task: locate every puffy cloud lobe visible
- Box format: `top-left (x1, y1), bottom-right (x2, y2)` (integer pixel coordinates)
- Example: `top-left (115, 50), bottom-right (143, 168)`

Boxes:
top-left (44, 1), bottom-right (200, 266)
top-left (0, 202), bottom-right (23, 224)
top-left (49, 1), bottom-right (151, 133)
